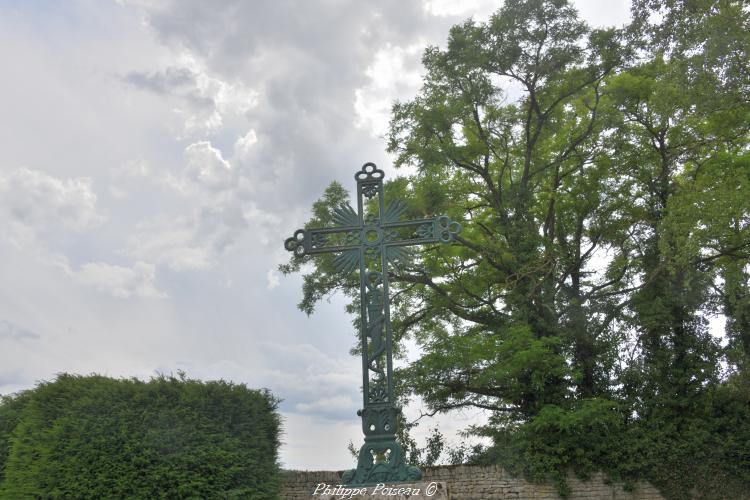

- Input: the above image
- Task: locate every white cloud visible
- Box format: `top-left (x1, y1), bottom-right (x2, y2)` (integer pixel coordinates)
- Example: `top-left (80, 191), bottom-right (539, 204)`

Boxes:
top-left (0, 167), bottom-right (103, 246)
top-left (73, 261), bottom-right (166, 299)
top-left (109, 159), bottom-right (153, 199)
top-left (125, 137), bottom-right (283, 271)
top-left (114, 158), bottom-right (150, 179)
top-left (266, 269), bottom-right (280, 289)
top-left (126, 139), bottom-right (255, 270)
top-left (423, 0), bottom-right (482, 17)
top-left (354, 43), bottom-right (425, 137)
top-left (422, 0), bottom-right (498, 20)
top-left (294, 395), bottom-right (358, 416)
top-left (125, 194), bottom-right (268, 272)
top-left (0, 168), bottom-right (164, 299)
top-left (125, 52), bottom-right (258, 137)
top-left (575, 0), bottom-right (631, 28)
top-left (127, 214), bottom-right (218, 271)
top-left (28, 251), bottom-right (168, 300)
top-left (0, 320), bottom-right (40, 342)
top-left (232, 129), bottom-right (258, 161)
top-left (171, 342), bottom-right (362, 421)
top-left (183, 141), bottom-right (233, 191)
top-left (281, 412), bottom-right (361, 469)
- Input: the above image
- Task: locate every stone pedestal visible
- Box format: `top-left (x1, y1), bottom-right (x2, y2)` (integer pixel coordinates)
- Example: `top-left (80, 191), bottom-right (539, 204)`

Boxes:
top-left (313, 481), bottom-right (448, 499)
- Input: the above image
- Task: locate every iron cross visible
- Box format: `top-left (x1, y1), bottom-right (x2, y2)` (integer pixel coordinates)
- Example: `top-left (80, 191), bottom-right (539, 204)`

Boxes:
top-left (284, 162), bottom-right (461, 486)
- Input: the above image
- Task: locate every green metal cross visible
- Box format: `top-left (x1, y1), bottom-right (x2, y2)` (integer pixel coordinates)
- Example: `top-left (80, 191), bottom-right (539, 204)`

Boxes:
top-left (284, 163), bottom-right (460, 486)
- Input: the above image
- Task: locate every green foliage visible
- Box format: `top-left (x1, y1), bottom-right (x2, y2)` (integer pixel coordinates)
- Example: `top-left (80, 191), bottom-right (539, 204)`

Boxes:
top-left (474, 399), bottom-right (628, 495)
top-left (475, 385), bottom-right (750, 499)
top-left (285, 0), bottom-right (750, 498)
top-left (405, 325), bottom-right (569, 417)
top-left (0, 373), bottom-right (281, 499)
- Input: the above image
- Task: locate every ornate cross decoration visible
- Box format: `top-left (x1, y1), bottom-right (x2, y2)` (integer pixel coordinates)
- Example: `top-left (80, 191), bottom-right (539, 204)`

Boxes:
top-left (284, 163), bottom-right (460, 486)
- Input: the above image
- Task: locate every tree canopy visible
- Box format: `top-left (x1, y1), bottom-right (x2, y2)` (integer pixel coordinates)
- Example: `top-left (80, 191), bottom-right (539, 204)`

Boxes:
top-left (282, 1), bottom-right (750, 497)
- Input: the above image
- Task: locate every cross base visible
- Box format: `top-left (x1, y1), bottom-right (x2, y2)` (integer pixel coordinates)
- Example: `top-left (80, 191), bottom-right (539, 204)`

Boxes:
top-left (342, 437), bottom-right (422, 486)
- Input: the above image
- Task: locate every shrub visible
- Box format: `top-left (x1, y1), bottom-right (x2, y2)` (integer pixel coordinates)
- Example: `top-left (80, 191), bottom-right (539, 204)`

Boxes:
top-left (0, 373), bottom-right (281, 499)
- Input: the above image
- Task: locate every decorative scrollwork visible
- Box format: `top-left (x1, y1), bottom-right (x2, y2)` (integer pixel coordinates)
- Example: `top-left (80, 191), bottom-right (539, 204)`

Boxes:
top-left (355, 162), bottom-right (384, 182)
top-left (311, 233), bottom-right (327, 248)
top-left (365, 246), bottom-right (380, 260)
top-left (436, 215), bottom-right (461, 242)
top-left (342, 407), bottom-right (422, 486)
top-left (385, 246), bottom-right (411, 268)
top-left (332, 203), bottom-right (359, 227)
top-left (283, 229), bottom-right (307, 257)
top-left (368, 380), bottom-right (388, 404)
top-left (382, 199), bottom-right (408, 224)
top-left (365, 271), bottom-right (386, 381)
top-left (361, 183), bottom-right (379, 199)
top-left (417, 223), bottom-right (433, 239)
top-left (360, 227), bottom-right (383, 247)
top-left (345, 231), bottom-right (359, 244)
top-left (359, 405), bottom-right (396, 437)
top-left (363, 213), bottom-right (379, 227)
top-left (333, 249), bottom-right (360, 273)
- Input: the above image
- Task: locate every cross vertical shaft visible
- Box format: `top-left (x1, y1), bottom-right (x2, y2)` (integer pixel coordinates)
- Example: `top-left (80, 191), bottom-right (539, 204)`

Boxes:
top-left (284, 163), bottom-right (461, 485)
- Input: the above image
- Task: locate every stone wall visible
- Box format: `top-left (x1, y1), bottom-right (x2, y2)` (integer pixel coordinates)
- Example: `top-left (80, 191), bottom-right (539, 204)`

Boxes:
top-left (281, 464), bottom-right (664, 499)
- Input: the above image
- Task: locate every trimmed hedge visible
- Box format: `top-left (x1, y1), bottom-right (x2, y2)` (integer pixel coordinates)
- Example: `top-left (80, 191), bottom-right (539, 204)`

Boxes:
top-left (0, 373), bottom-right (281, 499)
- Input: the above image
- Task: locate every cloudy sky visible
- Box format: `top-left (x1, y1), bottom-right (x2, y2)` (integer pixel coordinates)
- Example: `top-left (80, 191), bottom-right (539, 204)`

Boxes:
top-left (0, 0), bottom-right (630, 470)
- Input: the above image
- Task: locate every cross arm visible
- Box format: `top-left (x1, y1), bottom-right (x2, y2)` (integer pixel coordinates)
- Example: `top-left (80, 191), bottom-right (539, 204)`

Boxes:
top-left (382, 215), bottom-right (461, 248)
top-left (284, 225), bottom-right (361, 257)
